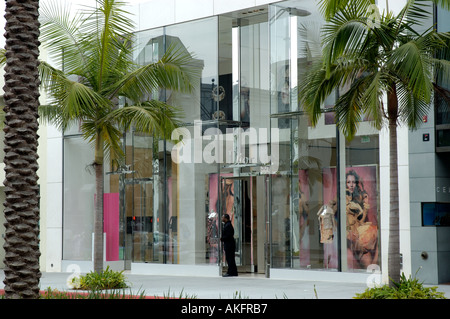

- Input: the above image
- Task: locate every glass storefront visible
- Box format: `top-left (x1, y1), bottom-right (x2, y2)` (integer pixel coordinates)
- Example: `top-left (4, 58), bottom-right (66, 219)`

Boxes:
top-left (268, 0), bottom-right (380, 273)
top-left (62, 0), bottom-right (381, 275)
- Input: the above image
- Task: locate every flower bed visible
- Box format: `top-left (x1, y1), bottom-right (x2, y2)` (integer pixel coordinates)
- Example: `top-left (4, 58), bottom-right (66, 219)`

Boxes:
top-left (0, 288), bottom-right (163, 299)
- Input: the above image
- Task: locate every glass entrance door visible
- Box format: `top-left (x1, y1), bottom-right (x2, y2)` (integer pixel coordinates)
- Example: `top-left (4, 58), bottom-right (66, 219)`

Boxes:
top-left (220, 174), bottom-right (269, 274)
top-left (123, 177), bottom-right (154, 264)
top-left (220, 177), bottom-right (250, 271)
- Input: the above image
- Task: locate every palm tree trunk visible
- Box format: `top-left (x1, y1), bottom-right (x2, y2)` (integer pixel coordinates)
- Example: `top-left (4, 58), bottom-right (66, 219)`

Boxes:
top-left (93, 134), bottom-right (104, 273)
top-left (2, 0), bottom-right (41, 299)
top-left (387, 87), bottom-right (401, 287)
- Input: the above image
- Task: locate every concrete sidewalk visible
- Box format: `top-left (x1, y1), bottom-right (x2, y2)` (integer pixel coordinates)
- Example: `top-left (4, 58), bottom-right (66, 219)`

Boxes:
top-left (1, 270), bottom-right (449, 299)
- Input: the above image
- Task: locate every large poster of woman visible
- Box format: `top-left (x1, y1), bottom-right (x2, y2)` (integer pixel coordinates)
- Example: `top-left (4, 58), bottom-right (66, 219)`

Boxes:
top-left (344, 166), bottom-right (379, 269)
top-left (322, 166), bottom-right (379, 270)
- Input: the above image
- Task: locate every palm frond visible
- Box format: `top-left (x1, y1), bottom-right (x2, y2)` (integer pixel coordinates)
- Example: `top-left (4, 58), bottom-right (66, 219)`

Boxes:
top-left (39, 60), bottom-right (111, 130)
top-left (0, 48), bottom-right (6, 66)
top-left (299, 55), bottom-right (371, 126)
top-left (321, 4), bottom-right (373, 76)
top-left (318, 0), bottom-right (375, 21)
top-left (334, 75), bottom-right (368, 139)
top-left (298, 60), bottom-right (338, 125)
top-left (388, 38), bottom-right (434, 103)
top-left (360, 70), bottom-right (389, 129)
top-left (396, 0), bottom-right (432, 28)
top-left (397, 81), bottom-right (431, 129)
top-left (78, 0), bottom-right (135, 39)
top-left (106, 100), bottom-right (184, 140)
top-left (111, 43), bottom-right (200, 102)
top-left (52, 1), bottom-right (132, 94)
top-left (39, 0), bottom-right (86, 73)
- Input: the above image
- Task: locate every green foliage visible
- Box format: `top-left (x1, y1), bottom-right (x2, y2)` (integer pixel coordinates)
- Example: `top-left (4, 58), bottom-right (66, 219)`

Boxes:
top-left (40, 287), bottom-right (146, 299)
top-left (299, 0), bottom-right (450, 140)
top-left (232, 291), bottom-right (249, 299)
top-left (74, 266), bottom-right (129, 291)
top-left (160, 288), bottom-right (198, 299)
top-left (354, 273), bottom-right (447, 299)
top-left (1, 287), bottom-right (147, 299)
top-left (37, 0), bottom-right (199, 162)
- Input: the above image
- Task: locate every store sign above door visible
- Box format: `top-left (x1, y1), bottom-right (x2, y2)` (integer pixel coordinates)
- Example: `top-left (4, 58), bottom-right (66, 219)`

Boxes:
top-left (435, 179), bottom-right (450, 201)
top-left (170, 121), bottom-right (280, 174)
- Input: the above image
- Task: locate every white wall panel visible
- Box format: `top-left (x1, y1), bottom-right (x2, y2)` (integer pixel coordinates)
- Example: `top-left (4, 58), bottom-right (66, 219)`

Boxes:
top-left (46, 137), bottom-right (63, 184)
top-left (175, 0), bottom-right (214, 23)
top-left (46, 228), bottom-right (63, 272)
top-left (213, 0), bottom-right (256, 15)
top-left (135, 0), bottom-right (176, 31)
top-left (133, 0), bottom-right (285, 31)
top-left (46, 183), bottom-right (63, 229)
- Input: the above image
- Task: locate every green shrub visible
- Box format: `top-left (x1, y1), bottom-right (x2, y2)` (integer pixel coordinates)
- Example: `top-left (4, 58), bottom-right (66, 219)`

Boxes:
top-left (354, 273), bottom-right (447, 299)
top-left (72, 266), bottom-right (129, 291)
top-left (40, 287), bottom-right (147, 299)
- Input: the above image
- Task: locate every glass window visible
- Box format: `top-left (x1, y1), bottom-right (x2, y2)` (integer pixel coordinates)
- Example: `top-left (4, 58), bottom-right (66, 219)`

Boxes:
top-left (63, 136), bottom-right (95, 260)
top-left (269, 0), bottom-right (381, 273)
top-left (269, 1), bottom-right (340, 271)
top-left (165, 17), bottom-right (219, 265)
top-left (422, 202), bottom-right (450, 226)
top-left (124, 132), bottom-right (157, 263)
top-left (239, 15), bottom-right (270, 130)
top-left (166, 17), bottom-right (218, 126)
top-left (345, 134), bottom-right (380, 271)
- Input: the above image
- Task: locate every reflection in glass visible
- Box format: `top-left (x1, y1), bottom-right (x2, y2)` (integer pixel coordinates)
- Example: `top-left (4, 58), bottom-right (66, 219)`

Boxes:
top-left (63, 137), bottom-right (95, 260)
top-left (165, 17), bottom-right (219, 265)
top-left (269, 0), bottom-right (380, 273)
top-left (166, 17), bottom-right (218, 126)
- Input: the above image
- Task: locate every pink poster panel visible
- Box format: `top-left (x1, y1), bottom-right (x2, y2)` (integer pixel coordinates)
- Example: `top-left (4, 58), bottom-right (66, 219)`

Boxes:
top-left (104, 193), bottom-right (119, 261)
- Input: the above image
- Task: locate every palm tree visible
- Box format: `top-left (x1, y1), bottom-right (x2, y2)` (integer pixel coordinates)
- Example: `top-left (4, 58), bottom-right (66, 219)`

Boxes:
top-left (2, 0), bottom-right (41, 299)
top-left (299, 0), bottom-right (450, 285)
top-left (38, 0), bottom-right (198, 273)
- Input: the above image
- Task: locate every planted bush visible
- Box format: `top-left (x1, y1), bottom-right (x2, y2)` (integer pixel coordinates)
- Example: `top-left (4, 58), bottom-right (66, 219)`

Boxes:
top-left (354, 273), bottom-right (447, 299)
top-left (70, 266), bottom-right (129, 291)
top-left (40, 288), bottom-right (147, 299)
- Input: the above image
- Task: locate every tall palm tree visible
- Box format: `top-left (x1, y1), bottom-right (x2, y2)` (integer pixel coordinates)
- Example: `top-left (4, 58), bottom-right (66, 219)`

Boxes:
top-left (299, 0), bottom-right (450, 285)
top-left (2, 0), bottom-right (41, 299)
top-left (38, 0), bottom-right (198, 273)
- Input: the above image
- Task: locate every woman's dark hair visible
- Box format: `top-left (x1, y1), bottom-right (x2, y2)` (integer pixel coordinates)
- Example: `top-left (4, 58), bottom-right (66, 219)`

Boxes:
top-left (346, 170), bottom-right (365, 205)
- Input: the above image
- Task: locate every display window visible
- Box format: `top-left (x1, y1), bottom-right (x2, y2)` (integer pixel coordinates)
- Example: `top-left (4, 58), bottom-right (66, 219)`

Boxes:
top-left (61, 0), bottom-right (381, 275)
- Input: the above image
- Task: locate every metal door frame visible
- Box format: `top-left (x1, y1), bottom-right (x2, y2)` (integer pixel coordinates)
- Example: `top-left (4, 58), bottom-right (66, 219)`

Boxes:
top-left (219, 171), bottom-right (269, 275)
top-left (120, 176), bottom-right (154, 268)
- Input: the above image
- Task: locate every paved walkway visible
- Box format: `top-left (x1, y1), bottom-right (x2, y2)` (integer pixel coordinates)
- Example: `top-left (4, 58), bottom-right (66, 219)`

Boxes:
top-left (1, 270), bottom-right (449, 299)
